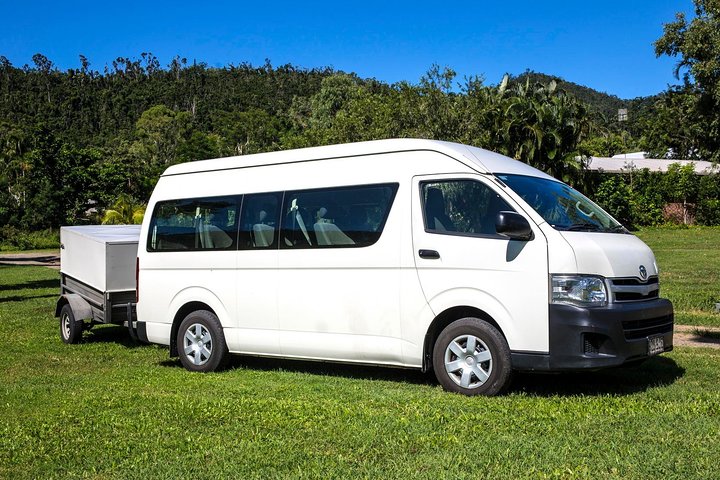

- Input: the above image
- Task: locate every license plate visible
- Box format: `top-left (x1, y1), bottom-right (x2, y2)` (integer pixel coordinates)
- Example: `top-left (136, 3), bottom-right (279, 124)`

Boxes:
top-left (648, 335), bottom-right (664, 356)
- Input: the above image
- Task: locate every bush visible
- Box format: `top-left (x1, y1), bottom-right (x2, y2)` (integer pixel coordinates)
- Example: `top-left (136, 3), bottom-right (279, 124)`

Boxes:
top-left (0, 226), bottom-right (60, 251)
top-left (595, 176), bottom-right (633, 226)
top-left (697, 199), bottom-right (720, 225)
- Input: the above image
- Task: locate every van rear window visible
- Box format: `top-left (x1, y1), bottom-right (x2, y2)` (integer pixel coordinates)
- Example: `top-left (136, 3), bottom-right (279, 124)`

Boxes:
top-left (148, 196), bottom-right (239, 251)
top-left (147, 183), bottom-right (398, 252)
top-left (281, 183), bottom-right (398, 249)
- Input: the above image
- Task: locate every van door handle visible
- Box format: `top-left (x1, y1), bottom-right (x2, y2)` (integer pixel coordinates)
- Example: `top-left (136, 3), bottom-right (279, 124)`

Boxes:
top-left (418, 249), bottom-right (440, 259)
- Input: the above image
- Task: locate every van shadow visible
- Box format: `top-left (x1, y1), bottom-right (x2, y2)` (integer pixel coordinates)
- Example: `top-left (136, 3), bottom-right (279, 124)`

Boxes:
top-left (509, 356), bottom-right (685, 396)
top-left (83, 325), bottom-right (145, 349)
top-left (161, 353), bottom-right (684, 396)
top-left (161, 355), bottom-right (437, 387)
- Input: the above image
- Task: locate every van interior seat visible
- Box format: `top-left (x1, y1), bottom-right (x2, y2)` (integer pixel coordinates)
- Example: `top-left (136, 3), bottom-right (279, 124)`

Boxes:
top-left (425, 187), bottom-right (456, 231)
top-left (314, 207), bottom-right (355, 246)
top-left (200, 224), bottom-right (232, 249)
top-left (252, 223), bottom-right (274, 247)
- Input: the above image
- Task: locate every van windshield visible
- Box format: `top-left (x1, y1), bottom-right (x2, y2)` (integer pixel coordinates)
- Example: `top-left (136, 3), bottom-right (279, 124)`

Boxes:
top-left (496, 174), bottom-right (625, 233)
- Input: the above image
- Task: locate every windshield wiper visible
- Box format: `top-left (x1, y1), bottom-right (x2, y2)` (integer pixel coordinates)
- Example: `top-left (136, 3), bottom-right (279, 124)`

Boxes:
top-left (565, 223), bottom-right (602, 231)
top-left (607, 224), bottom-right (628, 233)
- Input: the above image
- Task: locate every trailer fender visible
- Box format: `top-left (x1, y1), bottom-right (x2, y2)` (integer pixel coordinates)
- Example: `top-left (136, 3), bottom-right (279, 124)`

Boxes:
top-left (55, 294), bottom-right (93, 321)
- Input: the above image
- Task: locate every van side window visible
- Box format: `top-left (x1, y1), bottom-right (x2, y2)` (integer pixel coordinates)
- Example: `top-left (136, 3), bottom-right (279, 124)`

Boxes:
top-left (281, 183), bottom-right (398, 249)
top-left (422, 180), bottom-right (513, 236)
top-left (238, 192), bottom-right (282, 249)
top-left (148, 196), bottom-right (239, 251)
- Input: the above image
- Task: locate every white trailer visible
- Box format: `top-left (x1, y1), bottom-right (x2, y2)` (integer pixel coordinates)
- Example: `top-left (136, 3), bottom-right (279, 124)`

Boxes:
top-left (55, 225), bottom-right (141, 343)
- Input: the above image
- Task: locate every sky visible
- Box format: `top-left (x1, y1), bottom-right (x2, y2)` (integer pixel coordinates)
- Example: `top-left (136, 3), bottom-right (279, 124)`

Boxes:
top-left (0, 0), bottom-right (697, 99)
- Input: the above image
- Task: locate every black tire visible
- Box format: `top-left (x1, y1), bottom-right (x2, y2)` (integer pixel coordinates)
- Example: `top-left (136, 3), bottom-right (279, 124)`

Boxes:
top-left (59, 304), bottom-right (83, 344)
top-left (177, 310), bottom-right (228, 372)
top-left (432, 317), bottom-right (512, 396)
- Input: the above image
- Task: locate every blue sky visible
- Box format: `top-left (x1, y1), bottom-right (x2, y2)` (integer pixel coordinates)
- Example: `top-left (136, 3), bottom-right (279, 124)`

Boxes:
top-left (1, 0), bottom-right (695, 99)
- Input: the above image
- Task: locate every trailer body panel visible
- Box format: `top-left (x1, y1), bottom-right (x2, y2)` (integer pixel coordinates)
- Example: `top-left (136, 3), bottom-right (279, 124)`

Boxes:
top-left (60, 225), bottom-right (140, 292)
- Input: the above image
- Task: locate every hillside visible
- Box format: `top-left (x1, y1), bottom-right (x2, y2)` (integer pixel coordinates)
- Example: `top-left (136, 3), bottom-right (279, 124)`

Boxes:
top-left (512, 71), bottom-right (660, 125)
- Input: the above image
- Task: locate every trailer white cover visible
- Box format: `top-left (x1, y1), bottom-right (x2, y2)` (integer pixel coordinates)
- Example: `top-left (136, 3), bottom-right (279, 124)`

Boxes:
top-left (60, 225), bottom-right (140, 292)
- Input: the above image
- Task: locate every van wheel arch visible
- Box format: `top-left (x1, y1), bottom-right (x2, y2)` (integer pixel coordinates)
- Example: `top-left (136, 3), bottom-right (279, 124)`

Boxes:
top-left (422, 306), bottom-right (505, 372)
top-left (170, 302), bottom-right (218, 357)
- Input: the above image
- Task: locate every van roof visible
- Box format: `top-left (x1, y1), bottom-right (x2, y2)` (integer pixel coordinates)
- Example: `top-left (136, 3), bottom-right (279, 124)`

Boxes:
top-left (162, 138), bottom-right (555, 180)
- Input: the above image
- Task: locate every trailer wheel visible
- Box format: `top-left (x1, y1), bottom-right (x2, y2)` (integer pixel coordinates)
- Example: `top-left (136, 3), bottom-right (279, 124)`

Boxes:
top-left (432, 317), bottom-right (512, 396)
top-left (177, 310), bottom-right (228, 372)
top-left (59, 304), bottom-right (83, 344)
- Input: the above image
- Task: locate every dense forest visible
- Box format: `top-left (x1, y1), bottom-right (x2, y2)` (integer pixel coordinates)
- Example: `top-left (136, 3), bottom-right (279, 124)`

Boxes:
top-left (1, 1), bottom-right (719, 238)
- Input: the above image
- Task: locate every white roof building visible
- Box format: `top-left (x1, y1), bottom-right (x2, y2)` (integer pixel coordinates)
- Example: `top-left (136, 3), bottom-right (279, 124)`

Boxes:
top-left (587, 156), bottom-right (718, 175)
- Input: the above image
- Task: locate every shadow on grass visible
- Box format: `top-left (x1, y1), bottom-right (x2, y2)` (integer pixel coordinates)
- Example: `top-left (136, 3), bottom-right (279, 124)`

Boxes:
top-left (0, 293), bottom-right (56, 303)
top-left (161, 355), bottom-right (436, 387)
top-left (161, 353), bottom-right (684, 396)
top-left (0, 277), bottom-right (58, 292)
top-left (510, 356), bottom-right (685, 396)
top-left (82, 325), bottom-right (146, 349)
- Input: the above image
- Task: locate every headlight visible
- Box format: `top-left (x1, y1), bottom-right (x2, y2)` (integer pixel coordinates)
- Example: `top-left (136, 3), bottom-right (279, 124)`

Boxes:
top-left (551, 275), bottom-right (607, 307)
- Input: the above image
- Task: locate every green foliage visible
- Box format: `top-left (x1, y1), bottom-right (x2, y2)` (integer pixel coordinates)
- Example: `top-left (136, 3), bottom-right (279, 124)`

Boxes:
top-left (492, 77), bottom-right (593, 184)
top-left (101, 195), bottom-right (146, 225)
top-left (0, 226), bottom-right (59, 251)
top-left (697, 198), bottom-right (720, 225)
top-left (654, 0), bottom-right (720, 162)
top-left (595, 176), bottom-right (633, 225)
top-left (578, 132), bottom-right (634, 158)
top-left (593, 165), bottom-right (720, 227)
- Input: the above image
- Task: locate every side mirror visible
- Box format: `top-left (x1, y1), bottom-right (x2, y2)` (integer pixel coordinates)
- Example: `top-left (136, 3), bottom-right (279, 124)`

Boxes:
top-left (496, 211), bottom-right (533, 241)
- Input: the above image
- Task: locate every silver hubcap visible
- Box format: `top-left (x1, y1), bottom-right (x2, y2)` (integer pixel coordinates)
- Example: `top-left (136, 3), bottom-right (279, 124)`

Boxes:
top-left (183, 323), bottom-right (213, 366)
top-left (61, 313), bottom-right (71, 339)
top-left (444, 334), bottom-right (492, 389)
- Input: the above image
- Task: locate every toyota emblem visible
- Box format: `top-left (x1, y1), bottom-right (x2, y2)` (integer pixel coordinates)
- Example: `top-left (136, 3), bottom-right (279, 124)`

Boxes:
top-left (639, 265), bottom-right (648, 281)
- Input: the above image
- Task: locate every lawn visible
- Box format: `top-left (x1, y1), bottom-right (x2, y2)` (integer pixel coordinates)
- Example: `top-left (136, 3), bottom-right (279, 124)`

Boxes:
top-left (1, 227), bottom-right (719, 479)
top-left (636, 226), bottom-right (720, 327)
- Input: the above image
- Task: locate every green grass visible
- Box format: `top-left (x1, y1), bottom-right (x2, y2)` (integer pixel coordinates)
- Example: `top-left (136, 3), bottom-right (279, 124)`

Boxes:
top-left (636, 226), bottom-right (720, 327)
top-left (1, 262), bottom-right (720, 479)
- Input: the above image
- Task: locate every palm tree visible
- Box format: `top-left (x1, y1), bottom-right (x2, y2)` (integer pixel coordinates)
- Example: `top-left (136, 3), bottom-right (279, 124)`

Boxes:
top-left (498, 77), bottom-right (592, 186)
top-left (101, 194), bottom-right (146, 224)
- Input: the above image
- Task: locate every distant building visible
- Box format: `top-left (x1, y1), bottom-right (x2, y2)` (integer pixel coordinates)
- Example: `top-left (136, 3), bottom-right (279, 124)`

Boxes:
top-left (611, 152), bottom-right (647, 159)
top-left (587, 155), bottom-right (718, 175)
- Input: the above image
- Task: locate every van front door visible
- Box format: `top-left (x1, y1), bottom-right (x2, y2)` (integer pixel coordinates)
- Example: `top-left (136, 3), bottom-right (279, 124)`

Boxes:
top-left (412, 175), bottom-right (550, 354)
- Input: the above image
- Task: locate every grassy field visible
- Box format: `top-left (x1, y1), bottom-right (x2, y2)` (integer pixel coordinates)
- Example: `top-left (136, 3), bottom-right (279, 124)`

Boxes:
top-left (1, 228), bottom-right (719, 479)
top-left (636, 226), bottom-right (720, 327)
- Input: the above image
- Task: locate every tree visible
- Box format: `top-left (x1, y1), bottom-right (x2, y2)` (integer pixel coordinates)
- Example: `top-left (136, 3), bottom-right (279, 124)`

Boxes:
top-left (492, 77), bottom-right (593, 185)
top-left (101, 194), bottom-right (146, 224)
top-left (663, 162), bottom-right (698, 224)
top-left (655, 0), bottom-right (720, 161)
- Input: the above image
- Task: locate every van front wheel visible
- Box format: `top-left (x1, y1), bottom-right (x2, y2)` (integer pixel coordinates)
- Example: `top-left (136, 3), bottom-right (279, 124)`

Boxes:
top-left (177, 310), bottom-right (228, 372)
top-left (432, 318), bottom-right (512, 396)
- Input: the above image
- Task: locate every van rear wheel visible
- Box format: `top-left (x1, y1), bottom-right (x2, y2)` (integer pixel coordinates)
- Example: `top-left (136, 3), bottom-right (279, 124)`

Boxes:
top-left (432, 318), bottom-right (512, 396)
top-left (177, 310), bottom-right (228, 372)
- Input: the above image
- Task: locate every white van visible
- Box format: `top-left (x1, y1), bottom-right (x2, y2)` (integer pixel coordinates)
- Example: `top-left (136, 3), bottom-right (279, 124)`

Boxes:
top-left (136, 139), bottom-right (673, 395)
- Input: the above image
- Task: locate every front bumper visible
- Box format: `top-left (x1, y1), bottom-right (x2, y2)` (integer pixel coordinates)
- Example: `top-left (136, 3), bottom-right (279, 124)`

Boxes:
top-left (512, 298), bottom-right (674, 371)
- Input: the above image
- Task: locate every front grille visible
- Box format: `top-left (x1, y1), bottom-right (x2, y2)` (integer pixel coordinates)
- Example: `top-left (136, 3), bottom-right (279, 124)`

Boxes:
top-left (610, 276), bottom-right (660, 303)
top-left (615, 290), bottom-right (660, 301)
top-left (622, 315), bottom-right (674, 340)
